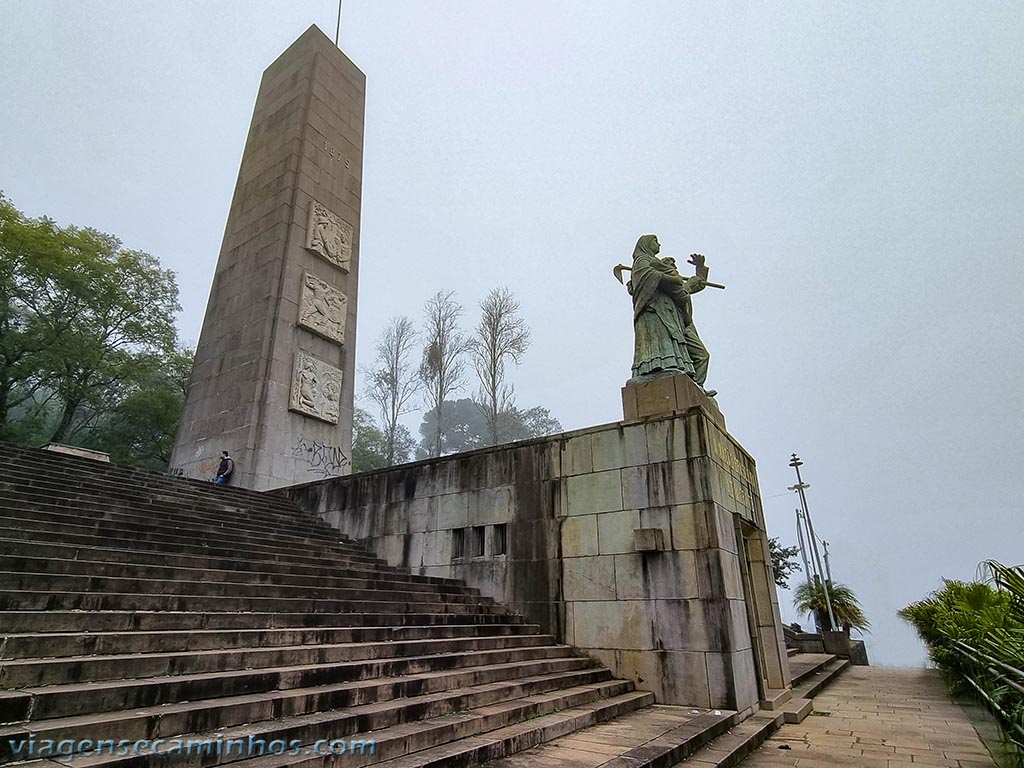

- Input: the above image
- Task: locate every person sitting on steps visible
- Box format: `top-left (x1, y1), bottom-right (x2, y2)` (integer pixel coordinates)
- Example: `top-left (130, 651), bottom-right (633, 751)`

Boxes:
top-left (214, 451), bottom-right (234, 485)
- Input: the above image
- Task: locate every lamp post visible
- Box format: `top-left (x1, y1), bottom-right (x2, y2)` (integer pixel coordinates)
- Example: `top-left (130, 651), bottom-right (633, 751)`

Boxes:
top-left (789, 453), bottom-right (836, 631)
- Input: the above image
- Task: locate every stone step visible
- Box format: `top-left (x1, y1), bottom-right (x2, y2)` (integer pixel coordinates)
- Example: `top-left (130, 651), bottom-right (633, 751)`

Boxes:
top-left (0, 442), bottom-right (649, 768)
top-left (672, 710), bottom-right (784, 768)
top-left (0, 446), bottom-right (303, 515)
top-left (473, 705), bottom-right (738, 768)
top-left (0, 572), bottom-right (493, 607)
top-left (690, 659), bottom-right (850, 768)
top-left (790, 656), bottom-right (850, 700)
top-left (781, 696), bottom-right (813, 724)
top-left (0, 538), bottom-right (461, 587)
top-left (0, 622), bottom-right (542, 659)
top-left (758, 687), bottom-right (792, 711)
top-left (0, 465), bottom-right (323, 533)
top-left (0, 467), bottom-right (330, 533)
top-left (0, 554), bottom-right (479, 598)
top-left (0, 667), bottom-right (613, 762)
top-left (5, 654), bottom-right (596, 724)
top-left (0, 647), bottom-right (577, 708)
top-left (2, 659), bottom-right (593, 729)
top-left (0, 528), bottom-right (393, 573)
top-left (0, 609), bottom-right (522, 635)
top-left (787, 653), bottom-right (839, 688)
top-left (0, 588), bottom-right (507, 616)
top-left (245, 689), bottom-right (656, 768)
top-left (21, 684), bottom-right (649, 768)
top-left (0, 633), bottom-right (558, 687)
top-left (0, 496), bottom-right (359, 554)
top-left (0, 513), bottom-right (383, 566)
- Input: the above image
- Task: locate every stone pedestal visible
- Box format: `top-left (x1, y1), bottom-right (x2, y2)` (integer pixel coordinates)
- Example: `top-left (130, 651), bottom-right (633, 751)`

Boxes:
top-left (282, 384), bottom-right (792, 711)
top-left (622, 373), bottom-right (725, 428)
top-left (170, 25), bottom-right (364, 490)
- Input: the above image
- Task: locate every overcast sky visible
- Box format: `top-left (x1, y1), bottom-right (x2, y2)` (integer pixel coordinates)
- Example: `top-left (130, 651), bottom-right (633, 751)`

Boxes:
top-left (2, 1), bottom-right (1022, 667)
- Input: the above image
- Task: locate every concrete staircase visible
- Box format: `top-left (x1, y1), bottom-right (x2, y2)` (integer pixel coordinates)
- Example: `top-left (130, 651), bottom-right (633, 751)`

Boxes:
top-left (0, 444), bottom-right (852, 768)
top-left (0, 443), bottom-right (655, 767)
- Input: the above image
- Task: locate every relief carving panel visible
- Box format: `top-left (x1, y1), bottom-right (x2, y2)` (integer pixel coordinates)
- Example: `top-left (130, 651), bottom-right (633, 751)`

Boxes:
top-left (289, 351), bottom-right (343, 424)
top-left (298, 272), bottom-right (348, 344)
top-left (305, 200), bottom-right (353, 272)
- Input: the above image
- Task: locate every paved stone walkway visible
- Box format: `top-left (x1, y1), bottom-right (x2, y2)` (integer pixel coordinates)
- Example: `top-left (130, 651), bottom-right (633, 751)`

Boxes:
top-left (739, 666), bottom-right (996, 768)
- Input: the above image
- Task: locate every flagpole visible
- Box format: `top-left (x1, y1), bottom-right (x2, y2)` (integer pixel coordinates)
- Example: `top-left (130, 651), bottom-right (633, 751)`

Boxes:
top-left (335, 0), bottom-right (343, 46)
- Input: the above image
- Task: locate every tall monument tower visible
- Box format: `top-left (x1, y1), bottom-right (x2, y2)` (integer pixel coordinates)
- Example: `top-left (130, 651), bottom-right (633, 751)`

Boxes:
top-left (170, 25), bottom-right (364, 490)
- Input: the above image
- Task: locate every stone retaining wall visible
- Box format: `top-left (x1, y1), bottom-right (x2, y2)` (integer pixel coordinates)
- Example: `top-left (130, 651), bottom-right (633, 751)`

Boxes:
top-left (279, 406), bottom-right (791, 710)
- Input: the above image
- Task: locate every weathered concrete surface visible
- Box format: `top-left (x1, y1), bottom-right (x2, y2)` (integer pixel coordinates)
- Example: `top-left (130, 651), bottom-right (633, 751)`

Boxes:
top-left (279, 405), bottom-right (791, 711)
top-left (170, 25), bottom-right (363, 490)
top-left (739, 666), bottom-right (997, 767)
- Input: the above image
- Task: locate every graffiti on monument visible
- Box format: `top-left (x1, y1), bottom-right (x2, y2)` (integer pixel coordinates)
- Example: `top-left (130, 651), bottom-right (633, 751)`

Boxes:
top-left (291, 436), bottom-right (350, 477)
top-left (305, 200), bottom-right (353, 272)
top-left (289, 352), bottom-right (343, 424)
top-left (298, 272), bottom-right (348, 344)
top-left (168, 455), bottom-right (221, 480)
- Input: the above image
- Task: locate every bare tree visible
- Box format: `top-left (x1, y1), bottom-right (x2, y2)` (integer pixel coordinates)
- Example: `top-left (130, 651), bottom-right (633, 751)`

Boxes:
top-left (419, 291), bottom-right (469, 457)
top-left (470, 287), bottom-right (530, 446)
top-left (364, 316), bottom-right (420, 466)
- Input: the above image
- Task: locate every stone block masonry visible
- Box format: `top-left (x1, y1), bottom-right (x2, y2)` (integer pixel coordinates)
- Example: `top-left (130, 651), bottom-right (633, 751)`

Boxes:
top-left (280, 394), bottom-right (792, 711)
top-left (170, 25), bottom-right (364, 490)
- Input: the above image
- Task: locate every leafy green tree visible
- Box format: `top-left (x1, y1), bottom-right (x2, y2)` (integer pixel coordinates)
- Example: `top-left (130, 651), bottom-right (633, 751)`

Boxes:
top-left (351, 408), bottom-right (388, 472)
top-left (351, 408), bottom-right (415, 473)
top-left (794, 579), bottom-right (870, 634)
top-left (41, 236), bottom-right (179, 442)
top-left (0, 192), bottom-right (182, 452)
top-left (503, 405), bottom-right (561, 442)
top-left (84, 348), bottom-right (193, 470)
top-left (768, 537), bottom-right (802, 589)
top-left (417, 398), bottom-right (486, 457)
top-left (416, 398), bottom-right (561, 458)
top-left (0, 193), bottom-right (60, 432)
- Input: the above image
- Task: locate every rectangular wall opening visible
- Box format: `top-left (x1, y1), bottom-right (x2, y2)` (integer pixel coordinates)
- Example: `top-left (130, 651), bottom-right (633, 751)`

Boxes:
top-left (452, 528), bottom-right (465, 560)
top-left (493, 524), bottom-right (507, 556)
top-left (471, 526), bottom-right (486, 558)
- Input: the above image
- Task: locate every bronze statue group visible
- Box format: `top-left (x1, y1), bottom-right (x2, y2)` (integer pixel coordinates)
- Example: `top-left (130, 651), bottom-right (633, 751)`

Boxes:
top-left (620, 234), bottom-right (719, 398)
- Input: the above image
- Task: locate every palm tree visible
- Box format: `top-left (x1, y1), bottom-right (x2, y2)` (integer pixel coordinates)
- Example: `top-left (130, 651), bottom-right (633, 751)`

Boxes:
top-left (979, 561), bottom-right (1024, 674)
top-left (794, 579), bottom-right (870, 634)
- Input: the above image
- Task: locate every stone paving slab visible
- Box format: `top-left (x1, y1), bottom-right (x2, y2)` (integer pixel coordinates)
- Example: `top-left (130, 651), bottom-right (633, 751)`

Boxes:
top-left (737, 666), bottom-right (996, 768)
top-left (484, 704), bottom-right (732, 768)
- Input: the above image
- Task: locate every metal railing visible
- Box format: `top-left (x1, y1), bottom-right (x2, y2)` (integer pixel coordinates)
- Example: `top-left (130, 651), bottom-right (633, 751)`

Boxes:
top-left (951, 640), bottom-right (1024, 752)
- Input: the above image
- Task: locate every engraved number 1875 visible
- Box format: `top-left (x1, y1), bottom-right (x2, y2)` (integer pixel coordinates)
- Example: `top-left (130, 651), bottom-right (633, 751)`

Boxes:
top-left (322, 141), bottom-right (352, 169)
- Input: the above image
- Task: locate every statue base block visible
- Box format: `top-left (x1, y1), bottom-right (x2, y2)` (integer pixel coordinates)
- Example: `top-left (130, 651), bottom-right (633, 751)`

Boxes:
top-left (622, 373), bottom-right (725, 429)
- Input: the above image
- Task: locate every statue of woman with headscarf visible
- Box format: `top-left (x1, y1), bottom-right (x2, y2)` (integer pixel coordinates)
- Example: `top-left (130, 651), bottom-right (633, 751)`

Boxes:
top-left (628, 234), bottom-right (713, 393)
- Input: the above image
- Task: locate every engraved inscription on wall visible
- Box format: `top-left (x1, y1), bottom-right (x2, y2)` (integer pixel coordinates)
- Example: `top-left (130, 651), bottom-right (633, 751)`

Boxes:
top-left (708, 426), bottom-right (756, 518)
top-left (298, 272), bottom-right (348, 345)
top-left (305, 200), bottom-right (353, 272)
top-left (289, 351), bottom-right (343, 424)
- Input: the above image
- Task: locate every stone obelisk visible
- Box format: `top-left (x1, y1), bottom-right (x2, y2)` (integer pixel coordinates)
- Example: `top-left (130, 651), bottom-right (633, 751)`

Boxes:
top-left (170, 25), bottom-right (364, 490)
